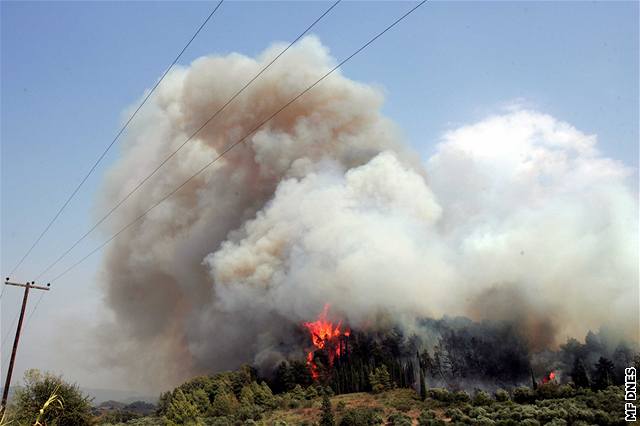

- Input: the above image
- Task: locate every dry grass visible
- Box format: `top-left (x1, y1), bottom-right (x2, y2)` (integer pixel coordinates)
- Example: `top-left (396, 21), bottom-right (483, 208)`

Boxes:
top-left (260, 388), bottom-right (432, 425)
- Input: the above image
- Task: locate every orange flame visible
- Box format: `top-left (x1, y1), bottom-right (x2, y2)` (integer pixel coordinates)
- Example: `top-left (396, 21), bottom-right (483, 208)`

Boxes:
top-left (542, 371), bottom-right (556, 384)
top-left (302, 304), bottom-right (349, 379)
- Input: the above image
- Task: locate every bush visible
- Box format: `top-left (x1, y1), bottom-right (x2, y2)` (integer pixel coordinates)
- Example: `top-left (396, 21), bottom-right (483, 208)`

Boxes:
top-left (418, 409), bottom-right (445, 426)
top-left (10, 369), bottom-right (93, 426)
top-left (428, 388), bottom-right (452, 403)
top-left (494, 389), bottom-right (510, 402)
top-left (469, 406), bottom-right (488, 418)
top-left (305, 385), bottom-right (319, 400)
top-left (512, 387), bottom-right (535, 404)
top-left (387, 412), bottom-right (412, 426)
top-left (338, 407), bottom-right (384, 425)
top-left (454, 390), bottom-right (471, 403)
top-left (473, 390), bottom-right (493, 406)
top-left (536, 383), bottom-right (561, 400)
top-left (444, 407), bottom-right (464, 422)
top-left (389, 397), bottom-right (413, 412)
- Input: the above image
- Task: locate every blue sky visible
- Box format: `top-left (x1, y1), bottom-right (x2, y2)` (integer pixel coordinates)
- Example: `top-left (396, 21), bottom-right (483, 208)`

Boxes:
top-left (1, 1), bottom-right (638, 391)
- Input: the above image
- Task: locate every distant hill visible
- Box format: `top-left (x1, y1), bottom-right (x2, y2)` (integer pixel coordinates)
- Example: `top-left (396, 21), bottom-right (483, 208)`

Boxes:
top-left (81, 387), bottom-right (157, 405)
top-left (7, 386), bottom-right (157, 405)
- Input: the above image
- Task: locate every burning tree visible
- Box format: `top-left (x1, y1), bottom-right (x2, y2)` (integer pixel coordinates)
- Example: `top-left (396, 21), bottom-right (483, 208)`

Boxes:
top-left (303, 304), bottom-right (350, 381)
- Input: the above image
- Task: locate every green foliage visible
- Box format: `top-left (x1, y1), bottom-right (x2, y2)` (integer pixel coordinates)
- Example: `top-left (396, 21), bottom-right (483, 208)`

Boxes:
top-left (165, 389), bottom-right (200, 423)
top-left (338, 407), bottom-right (383, 426)
top-left (453, 390), bottom-right (470, 403)
top-left (427, 388), bottom-right (452, 403)
top-left (512, 386), bottom-right (535, 403)
top-left (11, 369), bottom-right (93, 426)
top-left (570, 358), bottom-right (590, 388)
top-left (319, 393), bottom-right (335, 426)
top-left (368, 366), bottom-right (392, 394)
top-left (304, 385), bottom-right (319, 400)
top-left (387, 412), bottom-right (412, 425)
top-left (494, 389), bottom-right (509, 402)
top-left (418, 409), bottom-right (444, 426)
top-left (592, 357), bottom-right (615, 390)
top-left (210, 392), bottom-right (239, 417)
top-left (472, 390), bottom-right (492, 406)
top-left (419, 366), bottom-right (427, 401)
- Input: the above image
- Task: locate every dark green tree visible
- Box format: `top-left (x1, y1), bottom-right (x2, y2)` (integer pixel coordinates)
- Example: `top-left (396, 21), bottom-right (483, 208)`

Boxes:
top-left (368, 365), bottom-right (391, 394)
top-left (593, 357), bottom-right (615, 390)
top-left (274, 361), bottom-right (295, 393)
top-left (570, 357), bottom-right (590, 388)
top-left (419, 367), bottom-right (426, 401)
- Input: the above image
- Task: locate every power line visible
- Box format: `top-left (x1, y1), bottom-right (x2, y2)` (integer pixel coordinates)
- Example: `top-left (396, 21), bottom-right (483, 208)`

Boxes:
top-left (33, 0), bottom-right (342, 282)
top-left (3, 0), bottom-right (225, 285)
top-left (43, 0), bottom-right (428, 286)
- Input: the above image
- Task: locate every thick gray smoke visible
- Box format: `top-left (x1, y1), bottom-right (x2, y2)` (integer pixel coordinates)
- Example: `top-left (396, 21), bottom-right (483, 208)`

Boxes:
top-left (95, 37), bottom-right (638, 390)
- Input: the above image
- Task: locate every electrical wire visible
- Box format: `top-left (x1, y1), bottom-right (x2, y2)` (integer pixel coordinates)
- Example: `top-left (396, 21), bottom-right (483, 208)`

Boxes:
top-left (3, 0), bottom-right (225, 285)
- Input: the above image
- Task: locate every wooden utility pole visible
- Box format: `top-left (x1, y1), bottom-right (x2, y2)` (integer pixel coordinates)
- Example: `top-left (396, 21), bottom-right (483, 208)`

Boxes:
top-left (1, 278), bottom-right (49, 415)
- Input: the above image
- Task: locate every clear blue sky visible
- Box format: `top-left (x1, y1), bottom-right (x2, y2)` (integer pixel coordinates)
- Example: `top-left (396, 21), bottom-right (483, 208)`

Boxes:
top-left (1, 1), bottom-right (638, 391)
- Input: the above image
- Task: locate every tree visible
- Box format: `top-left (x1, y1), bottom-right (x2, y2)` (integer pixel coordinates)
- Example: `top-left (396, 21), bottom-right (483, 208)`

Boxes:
top-left (165, 389), bottom-right (199, 423)
top-left (419, 367), bottom-right (426, 401)
top-left (570, 357), bottom-right (590, 388)
top-left (274, 362), bottom-right (295, 393)
top-left (368, 366), bottom-right (391, 394)
top-left (319, 392), bottom-right (334, 426)
top-left (10, 369), bottom-right (93, 426)
top-left (593, 357), bottom-right (615, 390)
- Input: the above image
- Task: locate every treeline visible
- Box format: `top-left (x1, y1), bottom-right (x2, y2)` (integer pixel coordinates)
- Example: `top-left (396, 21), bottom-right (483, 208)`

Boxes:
top-left (415, 318), bottom-right (638, 392)
top-left (274, 328), bottom-right (418, 395)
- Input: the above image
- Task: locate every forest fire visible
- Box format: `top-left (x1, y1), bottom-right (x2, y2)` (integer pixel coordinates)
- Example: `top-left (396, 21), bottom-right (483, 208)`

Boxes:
top-left (542, 371), bottom-right (557, 384)
top-left (302, 304), bottom-right (350, 379)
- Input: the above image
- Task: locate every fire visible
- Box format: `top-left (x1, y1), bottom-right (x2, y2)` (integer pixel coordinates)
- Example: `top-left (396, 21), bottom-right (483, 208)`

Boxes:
top-left (302, 304), bottom-right (350, 380)
top-left (542, 371), bottom-right (557, 384)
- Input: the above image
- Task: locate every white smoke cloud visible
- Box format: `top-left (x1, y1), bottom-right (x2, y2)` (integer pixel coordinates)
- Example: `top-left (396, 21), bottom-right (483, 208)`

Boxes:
top-left (95, 36), bottom-right (638, 389)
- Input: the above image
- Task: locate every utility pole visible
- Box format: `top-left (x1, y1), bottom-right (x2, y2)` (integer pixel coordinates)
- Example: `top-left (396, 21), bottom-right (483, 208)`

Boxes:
top-left (1, 278), bottom-right (50, 415)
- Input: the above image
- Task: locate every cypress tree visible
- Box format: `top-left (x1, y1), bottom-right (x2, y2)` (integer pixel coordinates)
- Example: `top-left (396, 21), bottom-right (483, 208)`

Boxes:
top-left (319, 392), bottom-right (334, 426)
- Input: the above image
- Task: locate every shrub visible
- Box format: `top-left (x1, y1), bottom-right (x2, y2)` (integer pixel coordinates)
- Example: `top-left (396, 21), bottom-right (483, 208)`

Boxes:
top-left (305, 385), bottom-right (319, 400)
top-left (428, 388), bottom-right (452, 403)
top-left (454, 390), bottom-right (471, 403)
top-left (11, 369), bottom-right (93, 426)
top-left (208, 417), bottom-right (233, 426)
top-left (494, 389), bottom-right (509, 402)
top-left (338, 407), bottom-right (384, 425)
top-left (418, 409), bottom-right (445, 426)
top-left (512, 387), bottom-right (535, 404)
top-left (474, 416), bottom-right (496, 426)
top-left (536, 383), bottom-right (561, 400)
top-left (389, 398), bottom-right (412, 412)
top-left (387, 412), bottom-right (412, 426)
top-left (473, 390), bottom-right (493, 406)
top-left (444, 407), bottom-right (464, 422)
top-left (469, 406), bottom-right (488, 418)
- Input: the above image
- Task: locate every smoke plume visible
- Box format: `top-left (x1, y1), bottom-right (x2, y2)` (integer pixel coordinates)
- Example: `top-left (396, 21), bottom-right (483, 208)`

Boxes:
top-left (95, 36), bottom-right (638, 389)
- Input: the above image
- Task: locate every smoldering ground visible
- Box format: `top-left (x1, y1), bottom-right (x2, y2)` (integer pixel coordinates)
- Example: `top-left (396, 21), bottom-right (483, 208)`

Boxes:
top-left (92, 36), bottom-right (638, 390)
